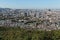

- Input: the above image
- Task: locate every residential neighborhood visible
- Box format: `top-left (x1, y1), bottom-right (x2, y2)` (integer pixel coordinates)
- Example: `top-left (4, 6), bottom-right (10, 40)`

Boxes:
top-left (0, 8), bottom-right (60, 30)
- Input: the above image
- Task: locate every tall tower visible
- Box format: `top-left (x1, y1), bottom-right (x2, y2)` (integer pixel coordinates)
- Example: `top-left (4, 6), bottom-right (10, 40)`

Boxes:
top-left (24, 12), bottom-right (27, 17)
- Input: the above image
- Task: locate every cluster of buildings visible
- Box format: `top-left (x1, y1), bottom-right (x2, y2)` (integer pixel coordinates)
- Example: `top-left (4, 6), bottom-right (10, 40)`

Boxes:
top-left (0, 8), bottom-right (60, 30)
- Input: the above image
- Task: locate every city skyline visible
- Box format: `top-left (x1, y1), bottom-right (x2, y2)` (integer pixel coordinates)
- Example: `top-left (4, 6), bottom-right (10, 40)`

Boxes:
top-left (0, 0), bottom-right (60, 9)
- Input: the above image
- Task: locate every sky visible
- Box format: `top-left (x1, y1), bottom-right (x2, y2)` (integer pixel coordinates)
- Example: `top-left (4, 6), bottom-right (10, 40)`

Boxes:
top-left (0, 0), bottom-right (60, 9)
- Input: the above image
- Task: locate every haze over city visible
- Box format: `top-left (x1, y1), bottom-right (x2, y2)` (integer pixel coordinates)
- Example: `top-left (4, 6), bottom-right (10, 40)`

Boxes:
top-left (0, 0), bottom-right (60, 9)
top-left (1, 0), bottom-right (60, 40)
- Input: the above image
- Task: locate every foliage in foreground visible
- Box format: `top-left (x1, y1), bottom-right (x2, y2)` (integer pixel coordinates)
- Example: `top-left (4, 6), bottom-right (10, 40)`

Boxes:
top-left (0, 27), bottom-right (60, 40)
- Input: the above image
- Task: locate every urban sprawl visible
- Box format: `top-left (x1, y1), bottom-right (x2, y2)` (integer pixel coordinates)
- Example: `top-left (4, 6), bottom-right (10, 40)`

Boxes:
top-left (0, 8), bottom-right (60, 30)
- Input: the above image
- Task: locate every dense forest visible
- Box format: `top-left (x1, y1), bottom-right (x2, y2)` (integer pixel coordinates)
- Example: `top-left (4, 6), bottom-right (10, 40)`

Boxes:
top-left (0, 27), bottom-right (60, 40)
